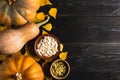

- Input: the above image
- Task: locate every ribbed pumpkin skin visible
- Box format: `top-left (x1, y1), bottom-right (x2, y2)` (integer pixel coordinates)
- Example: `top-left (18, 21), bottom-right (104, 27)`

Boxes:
top-left (0, 55), bottom-right (44, 80)
top-left (0, 0), bottom-right (40, 26)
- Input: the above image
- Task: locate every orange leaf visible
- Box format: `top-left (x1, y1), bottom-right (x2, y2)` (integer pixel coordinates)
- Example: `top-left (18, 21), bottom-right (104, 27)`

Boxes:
top-left (43, 23), bottom-right (52, 31)
top-left (49, 8), bottom-right (57, 19)
top-left (24, 45), bottom-right (40, 61)
top-left (42, 30), bottom-right (48, 34)
top-left (0, 54), bottom-right (7, 61)
top-left (60, 43), bottom-right (64, 51)
top-left (39, 0), bottom-right (52, 6)
top-left (36, 12), bottom-right (45, 20)
top-left (33, 12), bottom-right (45, 23)
top-left (0, 26), bottom-right (7, 31)
top-left (59, 52), bottom-right (68, 60)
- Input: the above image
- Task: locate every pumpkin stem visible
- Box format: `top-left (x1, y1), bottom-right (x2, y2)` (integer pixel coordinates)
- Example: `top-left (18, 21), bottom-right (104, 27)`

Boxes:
top-left (36, 15), bottom-right (50, 28)
top-left (15, 73), bottom-right (22, 80)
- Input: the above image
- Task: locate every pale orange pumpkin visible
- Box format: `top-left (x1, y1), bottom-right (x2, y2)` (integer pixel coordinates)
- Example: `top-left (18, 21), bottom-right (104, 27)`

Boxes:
top-left (0, 54), bottom-right (44, 80)
top-left (0, 0), bottom-right (40, 26)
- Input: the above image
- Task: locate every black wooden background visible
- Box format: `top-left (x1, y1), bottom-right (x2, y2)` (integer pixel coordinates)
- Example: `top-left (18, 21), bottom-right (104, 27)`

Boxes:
top-left (50, 0), bottom-right (120, 80)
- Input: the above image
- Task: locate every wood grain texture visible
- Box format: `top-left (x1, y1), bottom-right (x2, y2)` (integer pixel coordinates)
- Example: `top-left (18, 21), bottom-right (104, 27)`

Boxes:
top-left (52, 0), bottom-right (120, 80)
top-left (54, 16), bottom-right (120, 43)
top-left (54, 0), bottom-right (120, 16)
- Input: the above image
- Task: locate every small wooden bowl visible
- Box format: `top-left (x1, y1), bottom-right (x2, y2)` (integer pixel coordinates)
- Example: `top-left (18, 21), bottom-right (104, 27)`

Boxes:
top-left (50, 59), bottom-right (70, 79)
top-left (34, 34), bottom-right (60, 60)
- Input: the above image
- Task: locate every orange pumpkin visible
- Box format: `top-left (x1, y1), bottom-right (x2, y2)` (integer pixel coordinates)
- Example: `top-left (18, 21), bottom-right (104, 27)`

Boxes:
top-left (0, 54), bottom-right (44, 80)
top-left (0, 0), bottom-right (40, 26)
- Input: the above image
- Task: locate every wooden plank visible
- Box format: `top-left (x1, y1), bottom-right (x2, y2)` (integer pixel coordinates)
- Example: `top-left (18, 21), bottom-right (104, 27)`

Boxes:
top-left (51, 1), bottom-right (120, 80)
top-left (55, 0), bottom-right (120, 16)
top-left (53, 16), bottom-right (120, 43)
top-left (69, 71), bottom-right (120, 80)
top-left (54, 27), bottom-right (120, 43)
top-left (65, 43), bottom-right (120, 80)
top-left (56, 16), bottom-right (120, 26)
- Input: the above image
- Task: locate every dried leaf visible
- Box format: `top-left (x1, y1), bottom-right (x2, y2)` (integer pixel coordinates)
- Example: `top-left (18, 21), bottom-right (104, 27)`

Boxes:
top-left (0, 54), bottom-right (7, 61)
top-left (39, 0), bottom-right (52, 6)
top-left (59, 52), bottom-right (68, 60)
top-left (43, 23), bottom-right (52, 31)
top-left (33, 12), bottom-right (45, 23)
top-left (49, 8), bottom-right (57, 19)
top-left (60, 43), bottom-right (64, 51)
top-left (24, 45), bottom-right (40, 61)
top-left (42, 61), bottom-right (53, 80)
top-left (0, 26), bottom-right (7, 31)
top-left (45, 77), bottom-right (53, 80)
top-left (37, 12), bottom-right (45, 20)
top-left (42, 30), bottom-right (48, 34)
top-left (13, 51), bottom-right (22, 56)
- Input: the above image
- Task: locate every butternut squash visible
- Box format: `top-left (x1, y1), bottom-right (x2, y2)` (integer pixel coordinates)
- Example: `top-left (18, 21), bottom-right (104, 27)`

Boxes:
top-left (0, 16), bottom-right (50, 54)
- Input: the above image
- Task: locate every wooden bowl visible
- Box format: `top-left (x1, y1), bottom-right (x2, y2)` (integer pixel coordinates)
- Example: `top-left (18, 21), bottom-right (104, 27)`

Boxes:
top-left (50, 59), bottom-right (70, 79)
top-left (34, 34), bottom-right (60, 60)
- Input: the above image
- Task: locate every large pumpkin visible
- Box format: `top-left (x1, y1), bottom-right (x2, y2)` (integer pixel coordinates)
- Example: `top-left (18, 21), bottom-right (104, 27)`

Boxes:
top-left (0, 0), bottom-right (40, 26)
top-left (0, 54), bottom-right (44, 80)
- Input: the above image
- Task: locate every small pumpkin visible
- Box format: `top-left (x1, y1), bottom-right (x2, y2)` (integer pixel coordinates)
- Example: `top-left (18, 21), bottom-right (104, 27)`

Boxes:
top-left (0, 54), bottom-right (44, 80)
top-left (0, 0), bottom-right (40, 26)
